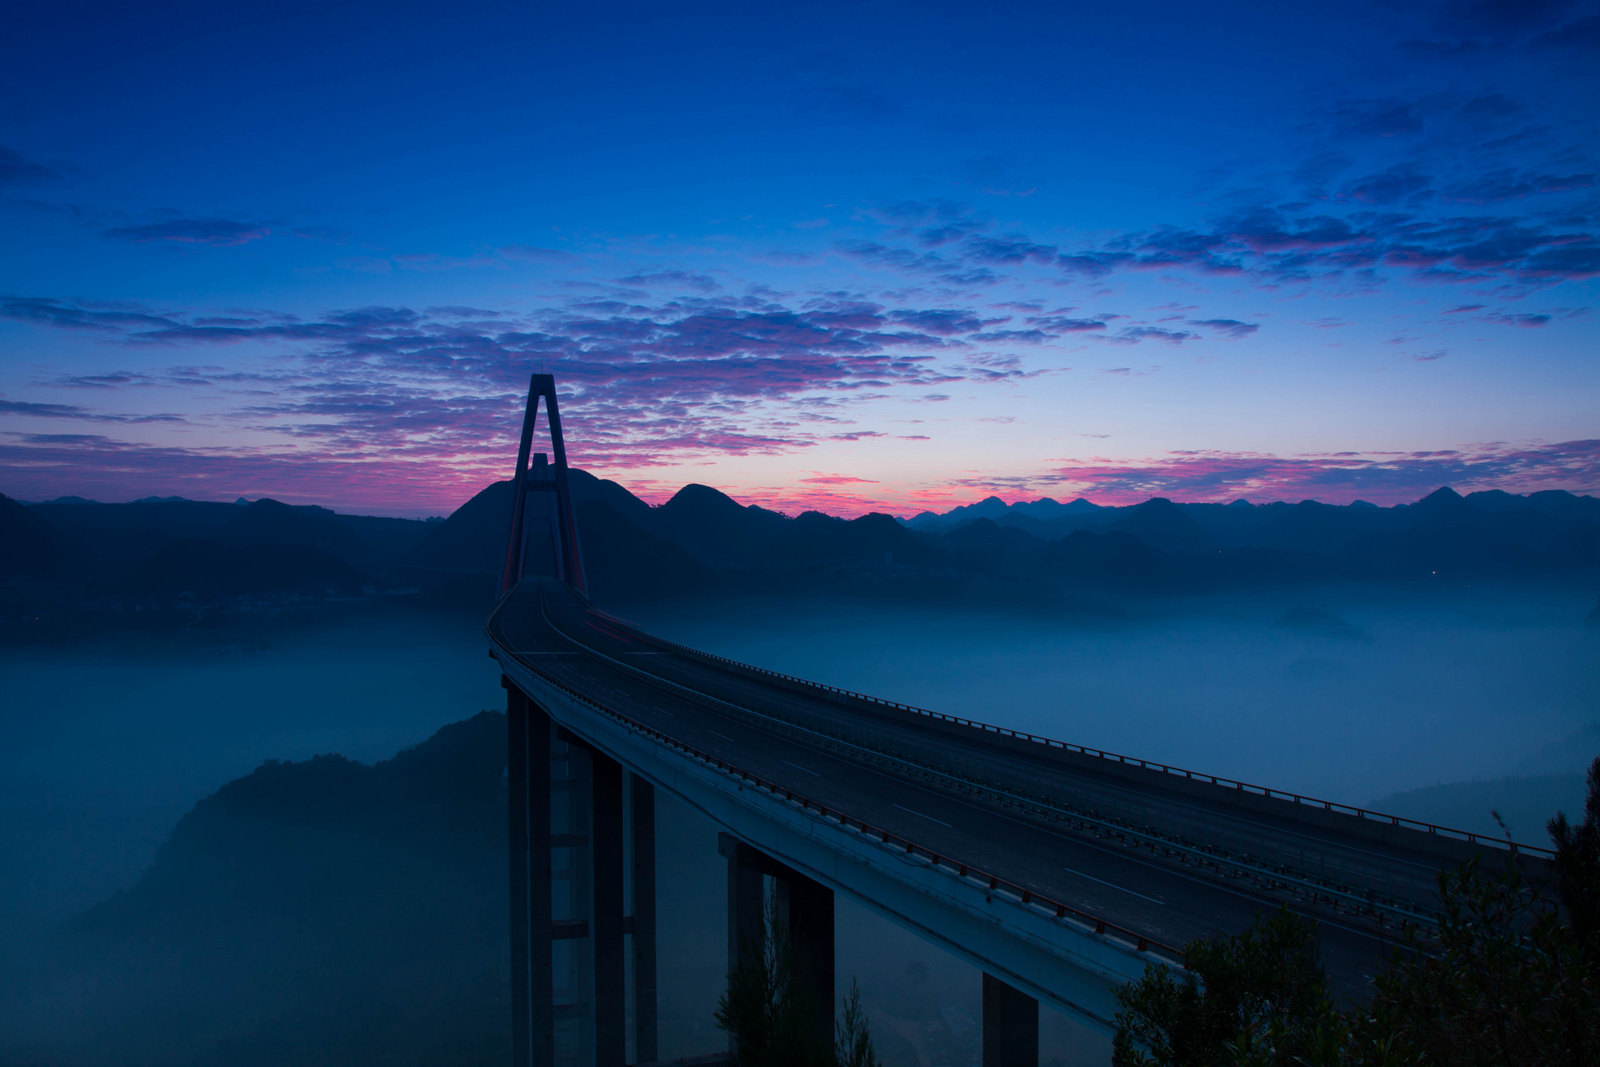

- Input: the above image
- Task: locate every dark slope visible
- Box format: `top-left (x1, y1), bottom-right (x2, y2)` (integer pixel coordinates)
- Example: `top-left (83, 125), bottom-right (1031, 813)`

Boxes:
top-left (0, 492), bottom-right (65, 578)
top-left (17, 714), bottom-right (511, 1067)
top-left (134, 538), bottom-right (364, 597)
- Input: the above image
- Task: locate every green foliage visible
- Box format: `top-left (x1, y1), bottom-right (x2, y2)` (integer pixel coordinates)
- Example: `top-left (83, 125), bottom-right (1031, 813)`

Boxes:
top-left (715, 903), bottom-right (829, 1067)
top-left (1113, 758), bottom-right (1600, 1066)
top-left (716, 903), bottom-right (883, 1067)
top-left (1348, 857), bottom-right (1600, 1066)
top-left (1547, 755), bottom-right (1600, 948)
top-left (1112, 906), bottom-right (1341, 1067)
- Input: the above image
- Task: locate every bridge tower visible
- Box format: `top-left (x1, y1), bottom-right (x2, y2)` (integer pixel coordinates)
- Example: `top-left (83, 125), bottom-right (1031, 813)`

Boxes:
top-left (501, 372), bottom-right (587, 597)
top-left (502, 374), bottom-right (656, 1066)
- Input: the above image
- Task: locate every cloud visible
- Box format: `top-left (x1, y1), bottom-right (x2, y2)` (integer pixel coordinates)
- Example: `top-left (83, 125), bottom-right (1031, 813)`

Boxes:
top-left (0, 146), bottom-right (61, 184)
top-left (1343, 164), bottom-right (1432, 205)
top-left (615, 271), bottom-right (722, 292)
top-left (0, 295), bottom-right (177, 331)
top-left (995, 439), bottom-right (1600, 507)
top-left (1188, 318), bottom-right (1260, 338)
top-left (1111, 326), bottom-right (1195, 345)
top-left (1, 292), bottom-right (1034, 494)
top-left (1323, 98), bottom-right (1426, 138)
top-left (103, 217), bottom-right (270, 246)
top-left (800, 474), bottom-right (880, 485)
top-left (0, 398), bottom-right (183, 423)
top-left (1401, 0), bottom-right (1600, 55)
top-left (1484, 311), bottom-right (1552, 326)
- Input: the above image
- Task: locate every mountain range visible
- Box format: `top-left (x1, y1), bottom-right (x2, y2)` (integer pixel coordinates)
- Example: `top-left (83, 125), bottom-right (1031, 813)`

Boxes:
top-left (3, 476), bottom-right (1598, 639)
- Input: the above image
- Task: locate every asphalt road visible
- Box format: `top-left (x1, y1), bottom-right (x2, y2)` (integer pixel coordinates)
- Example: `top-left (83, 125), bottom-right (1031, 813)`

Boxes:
top-left (490, 578), bottom-right (1537, 1001)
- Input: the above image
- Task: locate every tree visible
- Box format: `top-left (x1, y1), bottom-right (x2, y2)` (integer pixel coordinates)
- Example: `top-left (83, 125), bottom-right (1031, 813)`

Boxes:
top-left (715, 901), bottom-right (830, 1067)
top-left (1547, 755), bottom-right (1600, 948)
top-left (1349, 856), bottom-right (1600, 1066)
top-left (835, 979), bottom-right (882, 1067)
top-left (1111, 906), bottom-right (1343, 1067)
top-left (715, 902), bottom-right (883, 1067)
top-left (1113, 758), bottom-right (1600, 1066)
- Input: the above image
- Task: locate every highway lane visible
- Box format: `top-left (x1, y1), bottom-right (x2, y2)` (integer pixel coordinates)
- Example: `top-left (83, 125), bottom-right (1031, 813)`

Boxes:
top-left (530, 585), bottom-right (1509, 925)
top-left (490, 579), bottom-right (1435, 999)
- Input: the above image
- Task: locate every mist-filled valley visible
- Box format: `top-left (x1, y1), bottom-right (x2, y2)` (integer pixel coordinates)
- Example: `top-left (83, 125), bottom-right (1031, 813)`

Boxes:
top-left (2, 479), bottom-right (1597, 1063)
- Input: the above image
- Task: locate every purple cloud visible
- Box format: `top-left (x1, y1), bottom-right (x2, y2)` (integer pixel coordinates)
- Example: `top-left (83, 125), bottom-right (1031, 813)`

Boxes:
top-left (1189, 318), bottom-right (1260, 338)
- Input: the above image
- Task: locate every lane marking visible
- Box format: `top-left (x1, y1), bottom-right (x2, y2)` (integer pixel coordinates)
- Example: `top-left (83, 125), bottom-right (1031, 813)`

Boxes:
top-left (707, 730), bottom-right (736, 742)
top-left (1062, 865), bottom-right (1165, 905)
top-left (781, 759), bottom-right (821, 776)
top-left (893, 803), bottom-right (952, 828)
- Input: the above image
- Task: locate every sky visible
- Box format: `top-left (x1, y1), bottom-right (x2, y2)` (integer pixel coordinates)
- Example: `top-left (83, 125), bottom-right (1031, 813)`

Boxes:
top-left (1, 0), bottom-right (1597, 518)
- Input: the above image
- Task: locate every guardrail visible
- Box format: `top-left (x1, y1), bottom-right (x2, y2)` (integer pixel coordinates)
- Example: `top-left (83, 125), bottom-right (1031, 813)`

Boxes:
top-left (600, 608), bottom-right (1554, 859)
top-left (493, 630), bottom-right (1185, 966)
top-left (541, 591), bottom-right (1448, 930)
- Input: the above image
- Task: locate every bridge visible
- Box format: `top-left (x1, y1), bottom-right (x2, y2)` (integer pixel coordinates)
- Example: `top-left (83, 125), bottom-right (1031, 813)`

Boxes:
top-left (488, 374), bottom-right (1551, 1067)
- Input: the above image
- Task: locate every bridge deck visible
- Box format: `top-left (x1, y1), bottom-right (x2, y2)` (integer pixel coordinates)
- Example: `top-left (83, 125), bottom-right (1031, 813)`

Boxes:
top-left (489, 578), bottom-right (1545, 1002)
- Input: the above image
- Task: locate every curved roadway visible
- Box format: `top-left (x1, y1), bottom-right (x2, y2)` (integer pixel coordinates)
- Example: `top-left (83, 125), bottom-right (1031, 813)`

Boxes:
top-left (489, 578), bottom-right (1550, 1002)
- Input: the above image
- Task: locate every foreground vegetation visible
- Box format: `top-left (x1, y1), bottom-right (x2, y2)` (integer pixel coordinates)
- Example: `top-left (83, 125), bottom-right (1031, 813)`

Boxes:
top-left (1114, 757), bottom-right (1600, 1065)
top-left (716, 903), bottom-right (882, 1067)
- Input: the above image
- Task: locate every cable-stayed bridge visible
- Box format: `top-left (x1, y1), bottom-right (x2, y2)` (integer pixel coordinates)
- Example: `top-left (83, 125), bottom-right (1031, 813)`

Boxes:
top-left (490, 374), bottom-right (1550, 1067)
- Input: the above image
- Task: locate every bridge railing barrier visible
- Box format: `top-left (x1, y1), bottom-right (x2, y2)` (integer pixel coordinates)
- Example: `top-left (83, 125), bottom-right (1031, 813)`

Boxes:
top-left (608, 613), bottom-right (1554, 860)
top-left (493, 634), bottom-right (1186, 967)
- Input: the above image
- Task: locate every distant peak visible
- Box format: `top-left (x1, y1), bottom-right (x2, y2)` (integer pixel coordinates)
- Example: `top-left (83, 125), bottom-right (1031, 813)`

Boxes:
top-left (664, 483), bottom-right (741, 510)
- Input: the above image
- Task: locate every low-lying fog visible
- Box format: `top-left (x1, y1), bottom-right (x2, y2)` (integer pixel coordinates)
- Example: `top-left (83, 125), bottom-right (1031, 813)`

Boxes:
top-left (1, 582), bottom-right (1594, 1063)
top-left (0, 609), bottom-right (502, 939)
top-left (6, 583), bottom-right (1594, 941)
top-left (628, 582), bottom-right (1598, 837)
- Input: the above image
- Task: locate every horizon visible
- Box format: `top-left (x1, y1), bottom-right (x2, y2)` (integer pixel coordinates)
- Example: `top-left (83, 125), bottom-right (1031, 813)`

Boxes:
top-left (11, 474), bottom-right (1591, 524)
top-left (1, 2), bottom-right (1596, 516)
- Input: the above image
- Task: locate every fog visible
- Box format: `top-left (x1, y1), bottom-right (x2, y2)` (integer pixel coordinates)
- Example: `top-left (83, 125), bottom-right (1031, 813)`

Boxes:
top-left (0, 608), bottom-right (501, 939)
top-left (1, 582), bottom-right (1595, 1063)
top-left (632, 581), bottom-right (1599, 838)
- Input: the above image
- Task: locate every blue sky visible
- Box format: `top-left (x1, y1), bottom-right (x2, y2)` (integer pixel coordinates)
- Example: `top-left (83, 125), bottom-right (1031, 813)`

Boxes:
top-left (2, 0), bottom-right (1596, 515)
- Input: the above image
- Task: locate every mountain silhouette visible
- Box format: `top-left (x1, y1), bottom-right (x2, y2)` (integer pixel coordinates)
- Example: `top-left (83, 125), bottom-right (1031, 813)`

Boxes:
top-left (43, 713), bottom-right (510, 1065)
top-left (0, 491), bottom-right (65, 578)
top-left (8, 479), bottom-right (1599, 628)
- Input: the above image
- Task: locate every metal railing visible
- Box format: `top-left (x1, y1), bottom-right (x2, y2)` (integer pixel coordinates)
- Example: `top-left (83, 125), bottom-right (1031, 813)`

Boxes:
top-left (493, 628), bottom-right (1185, 966)
top-left (539, 590), bottom-right (1452, 931)
top-left (607, 611), bottom-right (1552, 859)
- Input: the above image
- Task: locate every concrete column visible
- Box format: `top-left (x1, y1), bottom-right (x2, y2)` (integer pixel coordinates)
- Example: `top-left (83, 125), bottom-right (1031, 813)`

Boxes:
top-left (725, 839), bottom-right (765, 985)
top-left (775, 874), bottom-right (835, 1049)
top-left (982, 973), bottom-right (1038, 1067)
top-left (720, 835), bottom-right (835, 1053)
top-left (506, 680), bottom-right (553, 1067)
top-left (630, 775), bottom-right (658, 1064)
top-left (590, 749), bottom-right (626, 1067)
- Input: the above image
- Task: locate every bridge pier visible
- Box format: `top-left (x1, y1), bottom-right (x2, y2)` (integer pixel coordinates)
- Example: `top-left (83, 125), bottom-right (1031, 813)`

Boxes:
top-left (983, 973), bottom-right (1039, 1067)
top-left (631, 775), bottom-right (658, 1064)
top-left (507, 684), bottom-right (659, 1067)
top-left (590, 749), bottom-right (626, 1066)
top-left (720, 834), bottom-right (835, 1053)
top-left (507, 680), bottom-right (554, 1067)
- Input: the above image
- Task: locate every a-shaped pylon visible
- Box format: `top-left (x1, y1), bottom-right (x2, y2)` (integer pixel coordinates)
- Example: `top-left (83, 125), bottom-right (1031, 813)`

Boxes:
top-left (500, 373), bottom-right (587, 597)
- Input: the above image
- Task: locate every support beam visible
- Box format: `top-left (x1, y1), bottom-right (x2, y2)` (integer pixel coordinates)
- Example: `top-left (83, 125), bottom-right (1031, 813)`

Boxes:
top-left (982, 973), bottom-right (1038, 1067)
top-left (775, 872), bottom-right (835, 1049)
top-left (631, 776), bottom-right (658, 1064)
top-left (506, 680), bottom-right (553, 1067)
top-left (725, 838), bottom-right (765, 972)
top-left (720, 834), bottom-right (836, 1053)
top-left (590, 750), bottom-right (626, 1067)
